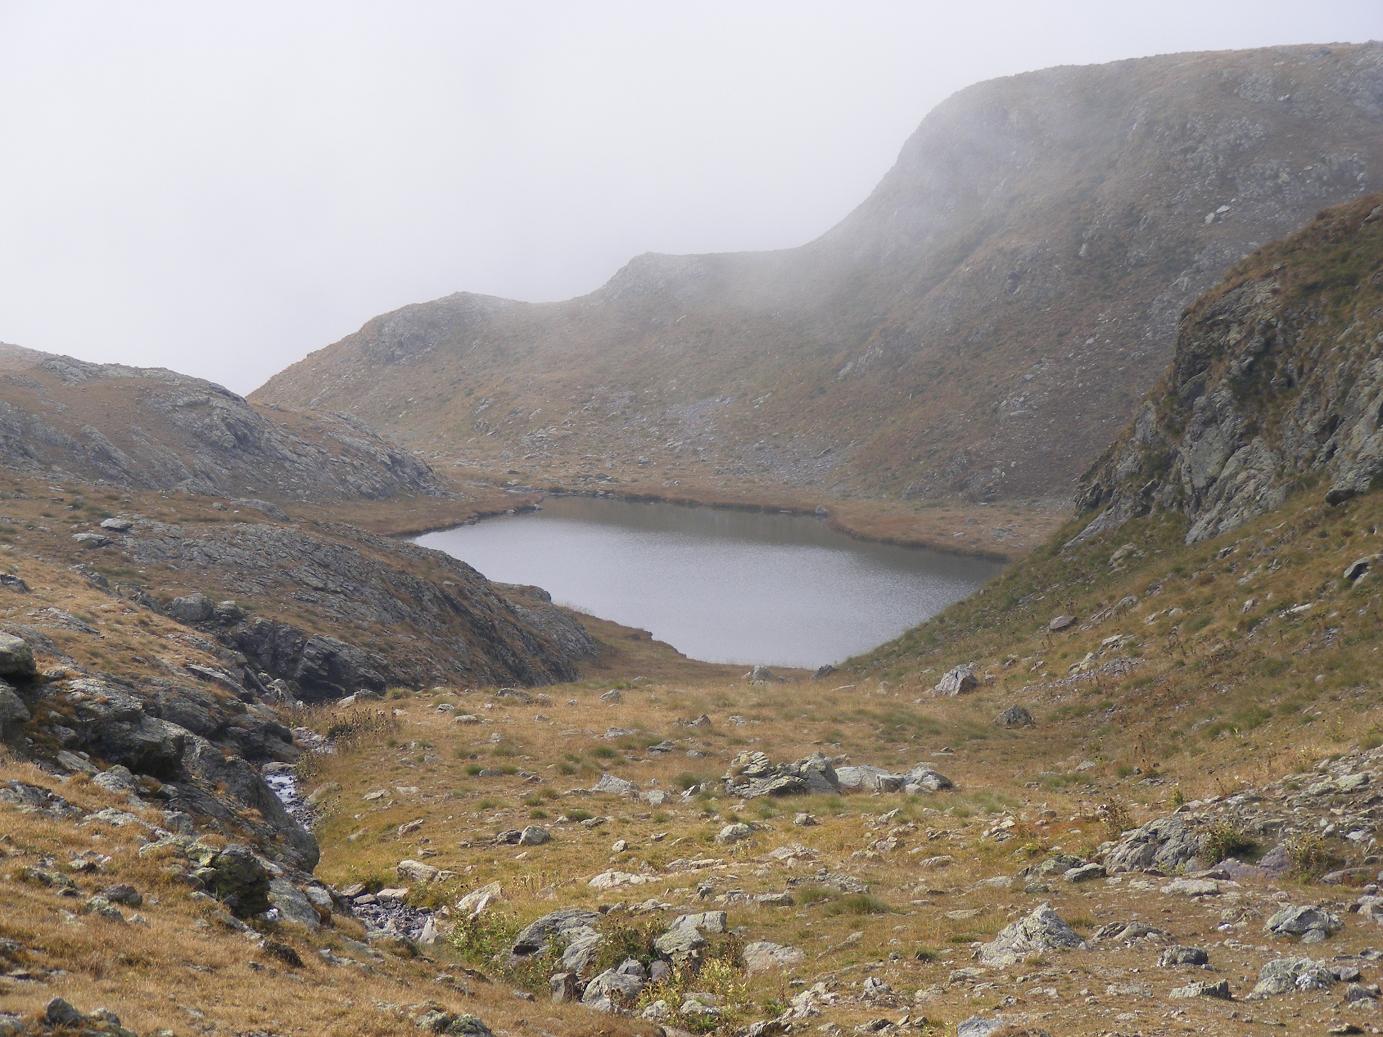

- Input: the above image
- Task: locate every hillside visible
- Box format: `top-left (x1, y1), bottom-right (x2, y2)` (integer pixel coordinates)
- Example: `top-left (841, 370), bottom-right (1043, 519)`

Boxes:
top-left (0, 343), bottom-right (443, 503)
top-left (256, 42), bottom-right (1383, 542)
top-left (6, 195), bottom-right (1378, 1035)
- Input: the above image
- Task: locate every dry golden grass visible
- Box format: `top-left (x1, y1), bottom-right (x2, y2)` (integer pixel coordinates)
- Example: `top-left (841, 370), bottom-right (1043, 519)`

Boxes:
top-left (0, 752), bottom-right (652, 1037)
top-left (5, 469), bottom-right (1383, 1034)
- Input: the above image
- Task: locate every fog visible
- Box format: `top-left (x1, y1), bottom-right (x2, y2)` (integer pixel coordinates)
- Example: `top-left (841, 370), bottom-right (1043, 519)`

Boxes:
top-left (1, 1), bottom-right (1378, 392)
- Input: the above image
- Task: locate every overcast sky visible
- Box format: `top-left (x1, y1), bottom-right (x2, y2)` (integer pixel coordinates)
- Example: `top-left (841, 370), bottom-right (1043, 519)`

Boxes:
top-left (1, 1), bottom-right (1379, 393)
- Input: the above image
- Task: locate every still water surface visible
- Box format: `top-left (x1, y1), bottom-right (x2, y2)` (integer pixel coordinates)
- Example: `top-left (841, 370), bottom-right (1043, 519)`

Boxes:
top-left (417, 496), bottom-right (1002, 668)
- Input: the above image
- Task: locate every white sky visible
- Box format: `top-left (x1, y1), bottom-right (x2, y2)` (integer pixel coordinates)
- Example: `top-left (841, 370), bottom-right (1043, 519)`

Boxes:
top-left (1, 1), bottom-right (1379, 393)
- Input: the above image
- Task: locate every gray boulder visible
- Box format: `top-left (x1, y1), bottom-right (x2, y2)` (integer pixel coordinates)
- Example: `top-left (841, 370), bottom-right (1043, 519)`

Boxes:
top-left (1101, 816), bottom-right (1203, 873)
top-left (978, 903), bottom-right (1086, 966)
top-left (168, 593), bottom-right (215, 625)
top-left (1170, 979), bottom-right (1232, 1000)
top-left (836, 764), bottom-right (904, 793)
top-left (268, 878), bottom-right (321, 930)
top-left (716, 822), bottom-right (753, 845)
top-left (1251, 956), bottom-right (1335, 997)
top-left (510, 908), bottom-right (601, 959)
top-left (203, 844), bottom-right (271, 917)
top-left (1265, 904), bottom-right (1341, 942)
top-left (994, 705), bottom-right (1035, 728)
top-left (933, 664), bottom-right (978, 696)
top-left (582, 961), bottom-right (646, 1011)
top-left (0, 680), bottom-right (30, 738)
top-left (654, 911), bottom-right (727, 965)
top-left (592, 773), bottom-right (639, 797)
top-left (0, 633), bottom-right (35, 682)
top-left (723, 750), bottom-right (840, 799)
top-left (904, 764), bottom-right (954, 792)
top-left (559, 927), bottom-right (603, 974)
top-left (653, 923), bottom-right (706, 964)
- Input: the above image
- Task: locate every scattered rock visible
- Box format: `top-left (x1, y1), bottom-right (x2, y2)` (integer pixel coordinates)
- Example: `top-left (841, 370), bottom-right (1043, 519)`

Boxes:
top-left (1158, 945), bottom-right (1209, 967)
top-left (933, 664), bottom-right (978, 696)
top-left (716, 822), bottom-right (753, 845)
top-left (742, 941), bottom-right (805, 973)
top-left (1170, 979), bottom-right (1232, 1000)
top-left (0, 632), bottom-right (36, 682)
top-left (1265, 904), bottom-right (1341, 942)
top-left (978, 903), bottom-right (1085, 966)
top-left (994, 705), bottom-right (1035, 728)
top-left (1251, 956), bottom-right (1336, 997)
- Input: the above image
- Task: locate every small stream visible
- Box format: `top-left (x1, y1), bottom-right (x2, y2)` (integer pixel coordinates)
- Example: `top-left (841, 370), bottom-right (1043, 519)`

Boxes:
top-left (264, 727), bottom-right (439, 943)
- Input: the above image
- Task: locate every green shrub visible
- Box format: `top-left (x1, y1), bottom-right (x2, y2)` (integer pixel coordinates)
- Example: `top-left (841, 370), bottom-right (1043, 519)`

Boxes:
top-left (1202, 820), bottom-right (1257, 864)
top-left (823, 893), bottom-right (891, 916)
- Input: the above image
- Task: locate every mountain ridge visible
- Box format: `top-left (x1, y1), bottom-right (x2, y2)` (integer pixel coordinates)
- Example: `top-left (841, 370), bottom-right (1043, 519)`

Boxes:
top-left (0, 342), bottom-right (444, 502)
top-left (255, 42), bottom-right (1383, 523)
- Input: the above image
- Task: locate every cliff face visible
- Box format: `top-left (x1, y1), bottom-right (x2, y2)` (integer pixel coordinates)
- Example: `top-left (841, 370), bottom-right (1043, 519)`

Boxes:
top-left (0, 344), bottom-right (444, 501)
top-left (255, 43), bottom-right (1383, 507)
top-left (1076, 193), bottom-right (1383, 544)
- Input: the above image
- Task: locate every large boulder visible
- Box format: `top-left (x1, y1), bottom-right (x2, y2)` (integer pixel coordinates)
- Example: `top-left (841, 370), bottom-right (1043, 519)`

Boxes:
top-left (1265, 904), bottom-right (1341, 943)
top-left (933, 664), bottom-right (978, 696)
top-left (742, 941), bottom-right (805, 973)
top-left (592, 773), bottom-right (640, 797)
top-left (582, 962), bottom-right (646, 1012)
top-left (904, 764), bottom-right (954, 792)
top-left (202, 844), bottom-right (271, 917)
top-left (836, 764), bottom-right (904, 793)
top-left (0, 680), bottom-right (30, 738)
top-left (723, 750), bottom-right (839, 799)
top-left (60, 680), bottom-right (187, 779)
top-left (1250, 957), bottom-right (1335, 996)
top-left (978, 903), bottom-right (1086, 966)
top-left (1101, 815), bottom-right (1203, 873)
top-left (0, 632), bottom-right (36, 682)
top-left (509, 908), bottom-right (601, 960)
top-left (230, 619), bottom-right (387, 702)
top-left (167, 592), bottom-right (215, 625)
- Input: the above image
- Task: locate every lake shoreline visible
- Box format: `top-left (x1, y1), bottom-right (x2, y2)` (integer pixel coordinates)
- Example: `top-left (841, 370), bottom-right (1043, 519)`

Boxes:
top-left (416, 495), bottom-right (1001, 669)
top-left (407, 486), bottom-right (1020, 563)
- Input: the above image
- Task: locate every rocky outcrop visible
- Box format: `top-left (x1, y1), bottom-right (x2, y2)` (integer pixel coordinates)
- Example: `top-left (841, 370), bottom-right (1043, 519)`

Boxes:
top-left (109, 517), bottom-right (596, 698)
top-left (256, 44), bottom-right (1383, 507)
top-left (1077, 194), bottom-right (1383, 543)
top-left (0, 343), bottom-right (443, 501)
top-left (722, 750), bottom-right (952, 799)
top-left (1101, 741), bottom-right (1383, 881)
top-left (21, 671), bottom-right (318, 868)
